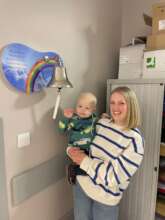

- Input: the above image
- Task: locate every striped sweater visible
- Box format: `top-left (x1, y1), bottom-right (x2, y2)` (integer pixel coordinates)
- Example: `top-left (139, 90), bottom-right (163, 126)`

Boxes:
top-left (77, 118), bottom-right (144, 206)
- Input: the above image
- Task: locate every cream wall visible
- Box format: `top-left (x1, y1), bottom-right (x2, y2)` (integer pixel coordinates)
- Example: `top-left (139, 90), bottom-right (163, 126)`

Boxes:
top-left (121, 0), bottom-right (161, 45)
top-left (0, 0), bottom-right (122, 220)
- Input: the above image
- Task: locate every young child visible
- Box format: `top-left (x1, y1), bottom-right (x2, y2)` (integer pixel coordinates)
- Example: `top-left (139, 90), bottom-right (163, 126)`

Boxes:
top-left (58, 92), bottom-right (98, 183)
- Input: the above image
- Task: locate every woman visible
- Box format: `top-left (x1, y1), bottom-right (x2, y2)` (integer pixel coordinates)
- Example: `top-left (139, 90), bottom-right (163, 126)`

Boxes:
top-left (68, 86), bottom-right (144, 220)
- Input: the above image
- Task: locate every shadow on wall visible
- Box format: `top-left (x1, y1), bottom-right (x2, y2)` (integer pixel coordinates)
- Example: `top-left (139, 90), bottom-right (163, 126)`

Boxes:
top-left (14, 90), bottom-right (46, 109)
top-left (14, 92), bottom-right (66, 151)
top-left (11, 89), bottom-right (68, 180)
top-left (11, 99), bottom-right (68, 206)
top-left (80, 26), bottom-right (107, 114)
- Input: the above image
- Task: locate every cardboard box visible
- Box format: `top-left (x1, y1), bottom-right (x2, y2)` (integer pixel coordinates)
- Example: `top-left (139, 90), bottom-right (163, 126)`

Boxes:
top-left (146, 33), bottom-right (165, 50)
top-left (143, 50), bottom-right (165, 78)
top-left (152, 3), bottom-right (165, 34)
top-left (152, 2), bottom-right (165, 17)
top-left (152, 15), bottom-right (165, 34)
top-left (143, 3), bottom-right (165, 34)
top-left (118, 45), bottom-right (145, 79)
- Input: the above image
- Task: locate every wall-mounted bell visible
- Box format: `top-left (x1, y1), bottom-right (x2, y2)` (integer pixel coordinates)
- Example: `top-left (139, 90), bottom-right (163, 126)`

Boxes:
top-left (51, 65), bottom-right (73, 120)
top-left (50, 66), bottom-right (73, 89)
top-left (44, 55), bottom-right (73, 120)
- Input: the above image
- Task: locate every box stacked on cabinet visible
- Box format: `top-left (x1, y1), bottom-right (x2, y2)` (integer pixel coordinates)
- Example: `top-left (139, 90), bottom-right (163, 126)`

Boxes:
top-left (143, 50), bottom-right (165, 78)
top-left (118, 44), bottom-right (145, 79)
top-left (146, 2), bottom-right (165, 50)
top-left (152, 2), bottom-right (165, 34)
top-left (146, 34), bottom-right (165, 50)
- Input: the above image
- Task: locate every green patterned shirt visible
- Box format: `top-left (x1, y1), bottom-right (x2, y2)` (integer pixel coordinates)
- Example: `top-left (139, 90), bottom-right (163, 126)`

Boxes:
top-left (58, 113), bottom-right (98, 152)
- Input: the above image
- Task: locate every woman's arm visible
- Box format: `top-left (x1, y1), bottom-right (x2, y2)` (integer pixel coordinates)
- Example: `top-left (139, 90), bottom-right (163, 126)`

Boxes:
top-left (70, 136), bottom-right (144, 188)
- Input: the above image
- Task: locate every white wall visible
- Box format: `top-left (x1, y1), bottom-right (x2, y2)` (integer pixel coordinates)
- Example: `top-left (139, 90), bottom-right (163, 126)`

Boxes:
top-left (121, 0), bottom-right (161, 45)
top-left (0, 0), bottom-right (122, 220)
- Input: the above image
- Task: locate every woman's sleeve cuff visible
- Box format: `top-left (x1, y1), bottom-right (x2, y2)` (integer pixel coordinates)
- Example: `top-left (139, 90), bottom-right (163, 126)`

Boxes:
top-left (66, 146), bottom-right (71, 155)
top-left (80, 156), bottom-right (93, 172)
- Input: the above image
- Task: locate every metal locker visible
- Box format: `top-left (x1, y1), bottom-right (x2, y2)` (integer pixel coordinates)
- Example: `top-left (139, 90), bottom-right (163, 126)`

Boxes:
top-left (106, 79), bottom-right (165, 220)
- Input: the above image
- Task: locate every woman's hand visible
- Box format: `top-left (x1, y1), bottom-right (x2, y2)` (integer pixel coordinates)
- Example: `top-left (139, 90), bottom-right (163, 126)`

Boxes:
top-left (101, 113), bottom-right (110, 119)
top-left (67, 147), bottom-right (87, 165)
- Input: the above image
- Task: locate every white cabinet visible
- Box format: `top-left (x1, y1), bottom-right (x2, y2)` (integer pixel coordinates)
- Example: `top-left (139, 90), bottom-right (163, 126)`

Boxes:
top-left (107, 79), bottom-right (165, 220)
top-left (156, 143), bottom-right (165, 218)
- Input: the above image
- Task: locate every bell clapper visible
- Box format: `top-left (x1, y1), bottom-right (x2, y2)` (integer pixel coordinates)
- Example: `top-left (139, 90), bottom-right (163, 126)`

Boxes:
top-left (52, 87), bottom-right (62, 119)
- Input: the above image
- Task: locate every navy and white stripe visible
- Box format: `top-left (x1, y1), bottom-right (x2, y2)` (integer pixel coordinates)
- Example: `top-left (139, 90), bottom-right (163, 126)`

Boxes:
top-left (78, 119), bottom-right (144, 205)
top-left (96, 122), bottom-right (142, 153)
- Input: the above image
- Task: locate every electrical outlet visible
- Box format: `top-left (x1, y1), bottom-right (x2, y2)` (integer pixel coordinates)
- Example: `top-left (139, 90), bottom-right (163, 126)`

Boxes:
top-left (17, 132), bottom-right (30, 148)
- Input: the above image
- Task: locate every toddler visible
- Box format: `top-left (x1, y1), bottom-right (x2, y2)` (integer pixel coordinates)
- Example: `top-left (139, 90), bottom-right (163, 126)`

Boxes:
top-left (59, 92), bottom-right (97, 182)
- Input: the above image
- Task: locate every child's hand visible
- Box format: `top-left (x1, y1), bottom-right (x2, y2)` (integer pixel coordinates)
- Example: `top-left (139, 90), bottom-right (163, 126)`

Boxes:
top-left (64, 108), bottom-right (74, 118)
top-left (101, 113), bottom-right (110, 119)
top-left (67, 147), bottom-right (78, 155)
top-left (67, 147), bottom-right (87, 165)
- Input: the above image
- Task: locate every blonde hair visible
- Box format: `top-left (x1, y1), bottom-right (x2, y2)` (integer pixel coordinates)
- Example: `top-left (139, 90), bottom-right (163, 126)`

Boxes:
top-left (110, 87), bottom-right (141, 129)
top-left (78, 92), bottom-right (97, 108)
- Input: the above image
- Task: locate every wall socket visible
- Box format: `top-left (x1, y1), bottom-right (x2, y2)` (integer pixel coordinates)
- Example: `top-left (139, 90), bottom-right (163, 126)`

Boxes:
top-left (17, 132), bottom-right (30, 148)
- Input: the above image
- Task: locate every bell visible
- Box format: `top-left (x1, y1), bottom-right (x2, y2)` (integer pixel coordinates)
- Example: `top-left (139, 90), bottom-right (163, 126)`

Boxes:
top-left (50, 66), bottom-right (73, 88)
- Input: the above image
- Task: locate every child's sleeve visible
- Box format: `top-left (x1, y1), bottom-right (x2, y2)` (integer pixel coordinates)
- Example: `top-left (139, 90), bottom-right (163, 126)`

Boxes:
top-left (92, 115), bottom-right (99, 136)
top-left (58, 117), bottom-right (71, 133)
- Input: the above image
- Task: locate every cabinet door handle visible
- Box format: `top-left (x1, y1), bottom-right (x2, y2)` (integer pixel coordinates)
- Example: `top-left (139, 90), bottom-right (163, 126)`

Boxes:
top-left (154, 167), bottom-right (158, 172)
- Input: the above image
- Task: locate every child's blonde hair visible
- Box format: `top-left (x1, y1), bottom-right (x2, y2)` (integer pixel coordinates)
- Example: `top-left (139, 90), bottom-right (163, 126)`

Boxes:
top-left (110, 87), bottom-right (141, 129)
top-left (78, 92), bottom-right (97, 109)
